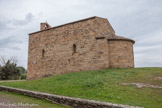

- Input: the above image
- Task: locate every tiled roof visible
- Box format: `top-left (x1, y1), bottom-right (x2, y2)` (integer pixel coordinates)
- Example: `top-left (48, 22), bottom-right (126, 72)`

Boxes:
top-left (108, 35), bottom-right (135, 43)
top-left (29, 16), bottom-right (106, 35)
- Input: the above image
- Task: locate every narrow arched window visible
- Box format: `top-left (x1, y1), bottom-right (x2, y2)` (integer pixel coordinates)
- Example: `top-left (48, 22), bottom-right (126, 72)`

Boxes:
top-left (73, 44), bottom-right (76, 53)
top-left (42, 49), bottom-right (45, 58)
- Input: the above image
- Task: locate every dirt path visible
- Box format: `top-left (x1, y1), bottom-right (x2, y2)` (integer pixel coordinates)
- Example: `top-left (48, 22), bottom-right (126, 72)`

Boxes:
top-left (0, 80), bottom-right (26, 83)
top-left (0, 93), bottom-right (29, 108)
top-left (0, 91), bottom-right (67, 108)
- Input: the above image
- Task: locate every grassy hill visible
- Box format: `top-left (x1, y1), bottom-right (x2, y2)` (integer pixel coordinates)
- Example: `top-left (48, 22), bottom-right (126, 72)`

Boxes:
top-left (0, 68), bottom-right (162, 108)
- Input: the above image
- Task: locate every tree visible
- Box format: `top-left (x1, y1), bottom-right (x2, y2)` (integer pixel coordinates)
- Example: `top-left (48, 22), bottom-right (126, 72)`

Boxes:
top-left (17, 66), bottom-right (27, 80)
top-left (0, 65), bottom-right (2, 79)
top-left (17, 66), bottom-right (26, 74)
top-left (0, 56), bottom-right (20, 80)
top-left (0, 56), bottom-right (17, 66)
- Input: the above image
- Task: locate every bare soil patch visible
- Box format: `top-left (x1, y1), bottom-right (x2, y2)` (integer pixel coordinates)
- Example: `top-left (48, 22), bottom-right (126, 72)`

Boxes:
top-left (153, 76), bottom-right (162, 80)
top-left (121, 83), bottom-right (162, 89)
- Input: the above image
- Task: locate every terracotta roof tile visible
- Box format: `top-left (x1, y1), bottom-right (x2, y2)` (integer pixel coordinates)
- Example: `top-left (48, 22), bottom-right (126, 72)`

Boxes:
top-left (108, 35), bottom-right (135, 43)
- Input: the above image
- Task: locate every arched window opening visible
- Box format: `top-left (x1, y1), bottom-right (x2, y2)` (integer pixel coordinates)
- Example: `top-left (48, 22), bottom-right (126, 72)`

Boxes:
top-left (42, 49), bottom-right (45, 58)
top-left (73, 44), bottom-right (76, 53)
top-left (45, 24), bottom-right (48, 29)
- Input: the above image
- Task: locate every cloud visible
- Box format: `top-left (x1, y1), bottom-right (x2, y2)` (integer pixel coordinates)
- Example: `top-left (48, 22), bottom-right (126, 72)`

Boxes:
top-left (9, 13), bottom-right (34, 26)
top-left (0, 12), bottom-right (35, 68)
top-left (0, 36), bottom-right (22, 46)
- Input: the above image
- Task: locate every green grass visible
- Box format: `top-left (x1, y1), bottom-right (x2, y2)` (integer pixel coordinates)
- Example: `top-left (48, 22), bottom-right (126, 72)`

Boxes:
top-left (0, 91), bottom-right (68, 108)
top-left (0, 67), bottom-right (162, 108)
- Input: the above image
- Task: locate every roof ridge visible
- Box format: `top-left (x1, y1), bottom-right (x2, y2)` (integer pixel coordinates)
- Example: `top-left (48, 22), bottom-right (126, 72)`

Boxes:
top-left (29, 16), bottom-right (106, 35)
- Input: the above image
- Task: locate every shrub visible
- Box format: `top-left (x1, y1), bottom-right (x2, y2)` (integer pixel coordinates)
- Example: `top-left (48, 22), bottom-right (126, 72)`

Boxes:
top-left (21, 73), bottom-right (27, 80)
top-left (17, 66), bottom-right (26, 74)
top-left (0, 60), bottom-right (20, 80)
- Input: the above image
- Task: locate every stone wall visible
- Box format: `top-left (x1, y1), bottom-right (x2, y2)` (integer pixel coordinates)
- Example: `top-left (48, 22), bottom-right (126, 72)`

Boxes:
top-left (108, 40), bottom-right (134, 68)
top-left (0, 85), bottom-right (142, 108)
top-left (27, 17), bottom-right (114, 80)
top-left (27, 16), bottom-right (135, 80)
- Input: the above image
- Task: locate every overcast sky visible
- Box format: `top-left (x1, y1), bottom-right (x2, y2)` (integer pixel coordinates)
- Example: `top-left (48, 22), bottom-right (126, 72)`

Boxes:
top-left (0, 0), bottom-right (162, 68)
